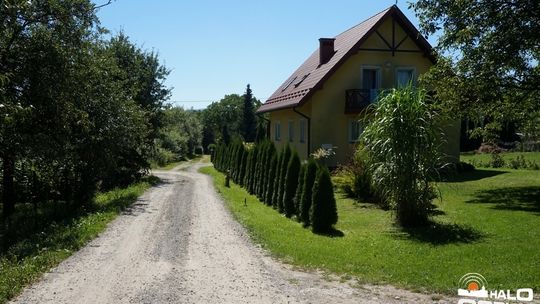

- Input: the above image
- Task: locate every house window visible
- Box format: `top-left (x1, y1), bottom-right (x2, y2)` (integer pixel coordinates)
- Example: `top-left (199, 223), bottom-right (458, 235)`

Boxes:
top-left (299, 119), bottom-right (306, 143)
top-left (274, 121), bottom-right (281, 141)
top-left (396, 67), bottom-right (415, 88)
top-left (349, 119), bottom-right (363, 143)
top-left (288, 120), bottom-right (294, 142)
top-left (361, 66), bottom-right (381, 102)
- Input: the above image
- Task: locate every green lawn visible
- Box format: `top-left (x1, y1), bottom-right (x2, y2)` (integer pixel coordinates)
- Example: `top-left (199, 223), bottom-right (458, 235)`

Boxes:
top-left (200, 166), bottom-right (540, 295)
top-left (0, 176), bottom-right (159, 304)
top-left (461, 151), bottom-right (540, 167)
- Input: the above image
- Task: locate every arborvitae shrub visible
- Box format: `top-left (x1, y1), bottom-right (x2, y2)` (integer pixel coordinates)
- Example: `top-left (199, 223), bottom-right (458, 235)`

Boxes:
top-left (300, 159), bottom-right (317, 225)
top-left (244, 149), bottom-right (253, 186)
top-left (248, 144), bottom-right (259, 194)
top-left (234, 143), bottom-right (244, 182)
top-left (293, 164), bottom-right (306, 218)
top-left (277, 145), bottom-right (291, 213)
top-left (261, 143), bottom-right (275, 200)
top-left (254, 141), bottom-right (267, 198)
top-left (238, 147), bottom-right (248, 186)
top-left (283, 151), bottom-right (301, 217)
top-left (265, 153), bottom-right (278, 205)
top-left (310, 166), bottom-right (338, 233)
top-left (271, 149), bottom-right (284, 209)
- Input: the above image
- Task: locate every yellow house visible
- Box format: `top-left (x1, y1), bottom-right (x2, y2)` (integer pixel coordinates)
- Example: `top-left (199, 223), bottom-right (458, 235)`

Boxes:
top-left (256, 5), bottom-right (460, 166)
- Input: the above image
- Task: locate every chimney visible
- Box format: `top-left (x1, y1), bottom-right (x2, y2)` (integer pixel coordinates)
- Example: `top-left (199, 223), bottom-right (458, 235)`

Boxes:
top-left (319, 38), bottom-right (335, 65)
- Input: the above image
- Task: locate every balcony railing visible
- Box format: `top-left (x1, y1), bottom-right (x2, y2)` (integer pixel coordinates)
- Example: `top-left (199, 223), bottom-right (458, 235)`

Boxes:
top-left (345, 89), bottom-right (380, 114)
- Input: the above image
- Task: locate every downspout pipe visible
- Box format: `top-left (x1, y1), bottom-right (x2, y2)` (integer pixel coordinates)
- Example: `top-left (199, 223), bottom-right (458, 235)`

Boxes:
top-left (292, 107), bottom-right (311, 159)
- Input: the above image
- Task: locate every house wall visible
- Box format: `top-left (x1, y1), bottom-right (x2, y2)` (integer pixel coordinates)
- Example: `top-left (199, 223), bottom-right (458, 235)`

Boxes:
top-left (269, 102), bottom-right (311, 159)
top-left (268, 16), bottom-right (460, 166)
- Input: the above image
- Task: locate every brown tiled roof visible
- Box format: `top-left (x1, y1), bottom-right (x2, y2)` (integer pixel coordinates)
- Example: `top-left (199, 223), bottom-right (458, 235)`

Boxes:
top-left (257, 5), bottom-right (434, 113)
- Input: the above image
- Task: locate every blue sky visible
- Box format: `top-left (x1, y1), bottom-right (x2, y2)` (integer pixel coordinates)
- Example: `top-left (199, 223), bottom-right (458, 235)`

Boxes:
top-left (94, 0), bottom-right (434, 109)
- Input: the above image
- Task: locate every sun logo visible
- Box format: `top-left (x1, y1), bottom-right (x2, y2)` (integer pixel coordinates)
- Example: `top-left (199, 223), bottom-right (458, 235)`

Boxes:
top-left (458, 273), bottom-right (489, 298)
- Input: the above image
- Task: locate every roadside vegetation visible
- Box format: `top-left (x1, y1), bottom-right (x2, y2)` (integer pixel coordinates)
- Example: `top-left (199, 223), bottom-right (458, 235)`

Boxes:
top-left (212, 140), bottom-right (338, 233)
top-left (0, 176), bottom-right (159, 304)
top-left (201, 165), bottom-right (539, 294)
top-left (460, 152), bottom-right (540, 170)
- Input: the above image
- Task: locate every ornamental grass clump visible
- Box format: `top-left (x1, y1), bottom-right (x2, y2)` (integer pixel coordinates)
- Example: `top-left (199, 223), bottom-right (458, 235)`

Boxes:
top-left (360, 84), bottom-right (442, 227)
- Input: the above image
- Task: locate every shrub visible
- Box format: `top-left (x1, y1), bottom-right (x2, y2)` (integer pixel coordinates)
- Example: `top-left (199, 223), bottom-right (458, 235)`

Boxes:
top-left (299, 159), bottom-right (318, 226)
top-left (276, 145), bottom-right (291, 213)
top-left (271, 149), bottom-right (283, 209)
top-left (310, 166), bottom-right (338, 232)
top-left (508, 155), bottom-right (526, 169)
top-left (265, 153), bottom-right (278, 206)
top-left (489, 152), bottom-right (505, 168)
top-left (283, 151), bottom-right (301, 217)
top-left (243, 149), bottom-right (253, 186)
top-left (259, 142), bottom-right (275, 200)
top-left (361, 85), bottom-right (441, 227)
top-left (238, 147), bottom-right (248, 186)
top-left (293, 164), bottom-right (306, 217)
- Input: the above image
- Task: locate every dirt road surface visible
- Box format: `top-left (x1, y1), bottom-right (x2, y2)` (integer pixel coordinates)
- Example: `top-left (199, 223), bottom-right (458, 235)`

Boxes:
top-left (12, 162), bottom-right (455, 304)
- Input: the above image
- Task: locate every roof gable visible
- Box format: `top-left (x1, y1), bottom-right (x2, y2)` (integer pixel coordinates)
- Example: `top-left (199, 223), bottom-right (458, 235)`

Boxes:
top-left (257, 5), bottom-right (434, 113)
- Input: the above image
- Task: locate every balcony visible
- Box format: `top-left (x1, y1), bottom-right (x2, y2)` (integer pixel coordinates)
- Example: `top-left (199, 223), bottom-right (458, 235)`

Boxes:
top-left (345, 89), bottom-right (379, 114)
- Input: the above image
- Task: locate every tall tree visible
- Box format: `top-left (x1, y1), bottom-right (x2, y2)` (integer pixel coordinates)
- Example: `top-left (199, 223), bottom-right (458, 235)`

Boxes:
top-left (410, 0), bottom-right (540, 140)
top-left (241, 84), bottom-right (257, 142)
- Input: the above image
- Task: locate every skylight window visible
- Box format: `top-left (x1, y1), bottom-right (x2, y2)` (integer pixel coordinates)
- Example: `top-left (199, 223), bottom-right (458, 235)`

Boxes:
top-left (294, 73), bottom-right (310, 88)
top-left (281, 76), bottom-right (297, 92)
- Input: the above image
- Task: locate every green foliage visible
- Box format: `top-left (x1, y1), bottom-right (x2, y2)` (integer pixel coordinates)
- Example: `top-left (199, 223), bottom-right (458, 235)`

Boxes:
top-left (241, 84), bottom-right (257, 142)
top-left (264, 154), bottom-right (278, 206)
top-left (155, 107), bottom-right (203, 162)
top-left (310, 166), bottom-right (338, 232)
top-left (0, 1), bottom-right (171, 228)
top-left (489, 152), bottom-right (505, 168)
top-left (276, 145), bottom-right (291, 213)
top-left (271, 149), bottom-right (284, 209)
top-left (299, 159), bottom-right (318, 226)
top-left (283, 151), bottom-right (301, 218)
top-left (411, 0), bottom-right (540, 141)
top-left (361, 85), bottom-right (441, 227)
top-left (293, 164), bottom-right (306, 217)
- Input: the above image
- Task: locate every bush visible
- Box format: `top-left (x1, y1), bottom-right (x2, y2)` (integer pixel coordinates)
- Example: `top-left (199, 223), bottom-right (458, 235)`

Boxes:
top-left (299, 159), bottom-right (318, 226)
top-left (489, 152), bottom-right (505, 168)
top-left (361, 85), bottom-right (441, 227)
top-left (283, 151), bottom-right (301, 218)
top-left (265, 153), bottom-right (278, 206)
top-left (293, 164), bottom-right (306, 217)
top-left (508, 155), bottom-right (526, 169)
top-left (271, 149), bottom-right (283, 209)
top-left (310, 166), bottom-right (338, 232)
top-left (276, 145), bottom-right (291, 213)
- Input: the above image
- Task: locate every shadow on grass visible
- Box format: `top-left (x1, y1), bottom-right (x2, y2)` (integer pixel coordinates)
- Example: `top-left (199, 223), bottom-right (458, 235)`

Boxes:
top-left (313, 227), bottom-right (345, 238)
top-left (394, 221), bottom-right (485, 245)
top-left (466, 186), bottom-right (540, 215)
top-left (442, 169), bottom-right (507, 183)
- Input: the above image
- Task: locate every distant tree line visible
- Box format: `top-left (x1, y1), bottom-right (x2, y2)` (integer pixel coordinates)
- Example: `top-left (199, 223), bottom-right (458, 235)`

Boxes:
top-left (212, 140), bottom-right (338, 233)
top-left (0, 1), bottom-right (201, 241)
top-left (200, 84), bottom-right (267, 151)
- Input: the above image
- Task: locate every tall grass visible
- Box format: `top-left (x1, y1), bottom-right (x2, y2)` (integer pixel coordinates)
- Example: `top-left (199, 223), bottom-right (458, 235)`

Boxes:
top-left (360, 85), bottom-right (442, 227)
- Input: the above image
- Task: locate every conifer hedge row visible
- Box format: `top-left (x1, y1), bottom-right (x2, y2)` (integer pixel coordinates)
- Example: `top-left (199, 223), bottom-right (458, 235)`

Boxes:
top-left (212, 140), bottom-right (338, 232)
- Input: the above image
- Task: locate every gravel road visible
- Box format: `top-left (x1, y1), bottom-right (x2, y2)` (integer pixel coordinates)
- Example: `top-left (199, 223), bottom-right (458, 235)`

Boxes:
top-left (12, 162), bottom-right (455, 304)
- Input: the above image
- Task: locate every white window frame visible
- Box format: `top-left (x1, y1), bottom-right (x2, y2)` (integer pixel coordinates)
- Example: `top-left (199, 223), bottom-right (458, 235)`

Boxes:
top-left (348, 119), bottom-right (363, 143)
top-left (395, 66), bottom-right (416, 88)
top-left (360, 65), bottom-right (382, 102)
top-left (288, 120), bottom-right (294, 142)
top-left (299, 119), bottom-right (306, 143)
top-left (274, 121), bottom-right (281, 141)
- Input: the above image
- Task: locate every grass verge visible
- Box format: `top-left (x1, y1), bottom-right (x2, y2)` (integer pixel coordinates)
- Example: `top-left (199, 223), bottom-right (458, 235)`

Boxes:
top-left (0, 176), bottom-right (159, 304)
top-left (200, 166), bottom-right (540, 295)
top-left (461, 151), bottom-right (540, 166)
